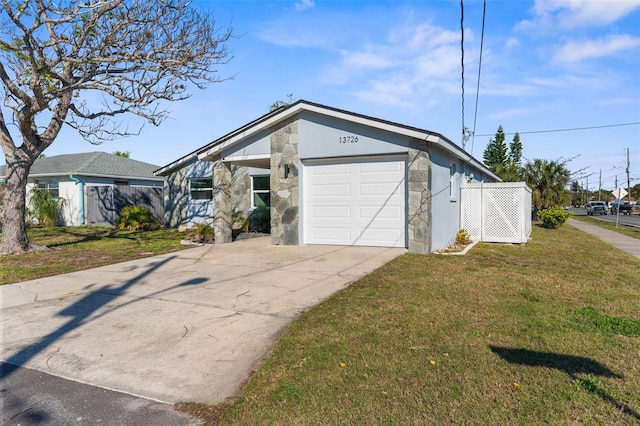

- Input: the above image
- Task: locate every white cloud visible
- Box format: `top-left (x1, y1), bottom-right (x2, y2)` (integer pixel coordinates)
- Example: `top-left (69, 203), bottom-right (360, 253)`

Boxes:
top-left (340, 50), bottom-right (393, 70)
top-left (324, 23), bottom-right (462, 106)
top-left (533, 0), bottom-right (640, 28)
top-left (294, 0), bottom-right (315, 12)
top-left (505, 37), bottom-right (520, 50)
top-left (553, 34), bottom-right (640, 63)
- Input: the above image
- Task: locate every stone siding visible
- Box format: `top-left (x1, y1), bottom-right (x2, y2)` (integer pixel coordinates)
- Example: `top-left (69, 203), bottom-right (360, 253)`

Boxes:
top-left (270, 119), bottom-right (300, 245)
top-left (408, 139), bottom-right (432, 254)
top-left (212, 159), bottom-right (232, 244)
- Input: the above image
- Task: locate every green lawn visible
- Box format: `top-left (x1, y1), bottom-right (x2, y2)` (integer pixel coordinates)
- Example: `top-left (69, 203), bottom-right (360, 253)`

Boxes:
top-left (181, 223), bottom-right (640, 425)
top-left (0, 226), bottom-right (191, 285)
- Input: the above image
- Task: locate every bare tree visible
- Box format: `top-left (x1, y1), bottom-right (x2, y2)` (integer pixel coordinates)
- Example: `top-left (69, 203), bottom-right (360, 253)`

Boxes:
top-left (0, 0), bottom-right (233, 254)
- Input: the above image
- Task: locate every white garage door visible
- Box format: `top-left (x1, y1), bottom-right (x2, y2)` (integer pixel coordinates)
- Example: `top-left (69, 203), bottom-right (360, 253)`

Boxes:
top-left (303, 156), bottom-right (406, 247)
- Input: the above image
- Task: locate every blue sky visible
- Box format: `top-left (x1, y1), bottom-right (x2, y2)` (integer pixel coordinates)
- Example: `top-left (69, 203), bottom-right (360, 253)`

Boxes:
top-left (12, 0), bottom-right (640, 192)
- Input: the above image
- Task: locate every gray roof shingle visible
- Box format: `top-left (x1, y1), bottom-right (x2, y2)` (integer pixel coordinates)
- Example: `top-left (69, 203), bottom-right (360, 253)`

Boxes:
top-left (0, 152), bottom-right (162, 180)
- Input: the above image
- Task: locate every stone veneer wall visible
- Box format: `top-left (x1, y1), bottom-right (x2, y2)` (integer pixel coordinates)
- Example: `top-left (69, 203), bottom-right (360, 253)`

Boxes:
top-left (212, 159), bottom-right (232, 244)
top-left (229, 165), bottom-right (251, 223)
top-left (270, 118), bottom-right (300, 245)
top-left (408, 139), bottom-right (432, 254)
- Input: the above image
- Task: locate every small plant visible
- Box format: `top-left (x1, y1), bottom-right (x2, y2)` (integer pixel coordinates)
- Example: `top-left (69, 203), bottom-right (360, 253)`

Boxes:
top-left (115, 205), bottom-right (161, 231)
top-left (455, 228), bottom-right (471, 245)
top-left (538, 206), bottom-right (570, 229)
top-left (232, 211), bottom-right (250, 233)
top-left (29, 186), bottom-right (66, 227)
top-left (194, 222), bottom-right (214, 243)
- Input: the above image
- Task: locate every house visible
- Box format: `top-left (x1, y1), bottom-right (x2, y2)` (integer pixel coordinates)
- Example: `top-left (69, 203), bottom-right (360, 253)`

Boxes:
top-left (155, 100), bottom-right (499, 253)
top-left (0, 152), bottom-right (164, 226)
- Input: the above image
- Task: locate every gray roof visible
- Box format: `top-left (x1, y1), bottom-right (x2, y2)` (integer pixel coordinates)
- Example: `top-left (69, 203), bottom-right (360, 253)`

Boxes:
top-left (0, 152), bottom-right (162, 180)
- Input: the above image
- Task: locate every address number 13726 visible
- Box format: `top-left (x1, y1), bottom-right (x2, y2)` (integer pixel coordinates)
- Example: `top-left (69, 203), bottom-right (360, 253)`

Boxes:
top-left (339, 135), bottom-right (359, 144)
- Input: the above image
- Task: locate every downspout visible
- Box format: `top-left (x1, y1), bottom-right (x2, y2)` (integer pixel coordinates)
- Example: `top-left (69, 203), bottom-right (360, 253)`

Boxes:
top-left (69, 174), bottom-right (85, 225)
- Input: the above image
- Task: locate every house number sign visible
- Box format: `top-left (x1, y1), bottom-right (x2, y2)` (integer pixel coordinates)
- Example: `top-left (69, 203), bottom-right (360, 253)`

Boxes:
top-left (339, 135), bottom-right (359, 144)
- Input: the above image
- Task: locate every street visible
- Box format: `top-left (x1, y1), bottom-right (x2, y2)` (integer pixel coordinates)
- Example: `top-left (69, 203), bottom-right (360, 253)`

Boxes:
top-left (570, 208), bottom-right (640, 228)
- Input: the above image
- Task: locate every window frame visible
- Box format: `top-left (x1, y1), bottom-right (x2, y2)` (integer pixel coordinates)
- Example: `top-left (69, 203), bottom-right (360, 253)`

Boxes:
top-left (34, 178), bottom-right (59, 198)
top-left (449, 163), bottom-right (458, 201)
top-left (189, 177), bottom-right (213, 202)
top-left (251, 175), bottom-right (270, 209)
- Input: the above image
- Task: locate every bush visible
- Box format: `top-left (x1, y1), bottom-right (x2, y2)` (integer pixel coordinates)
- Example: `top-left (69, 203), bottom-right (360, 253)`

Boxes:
top-left (116, 205), bottom-right (161, 231)
top-left (455, 228), bottom-right (471, 245)
top-left (538, 207), bottom-right (570, 229)
top-left (29, 187), bottom-right (66, 227)
top-left (249, 207), bottom-right (271, 233)
top-left (194, 222), bottom-right (214, 243)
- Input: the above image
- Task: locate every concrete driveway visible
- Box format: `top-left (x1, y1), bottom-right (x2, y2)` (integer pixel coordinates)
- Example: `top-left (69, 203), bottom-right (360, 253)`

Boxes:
top-left (0, 237), bottom-right (405, 404)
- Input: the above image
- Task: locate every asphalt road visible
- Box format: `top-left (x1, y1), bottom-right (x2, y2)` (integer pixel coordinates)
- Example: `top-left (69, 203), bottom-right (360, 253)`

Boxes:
top-left (570, 208), bottom-right (640, 228)
top-left (0, 362), bottom-right (196, 426)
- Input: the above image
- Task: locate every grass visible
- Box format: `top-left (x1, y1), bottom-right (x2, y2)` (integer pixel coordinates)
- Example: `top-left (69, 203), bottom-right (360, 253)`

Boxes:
top-left (572, 215), bottom-right (640, 240)
top-left (178, 223), bottom-right (640, 425)
top-left (0, 226), bottom-right (191, 285)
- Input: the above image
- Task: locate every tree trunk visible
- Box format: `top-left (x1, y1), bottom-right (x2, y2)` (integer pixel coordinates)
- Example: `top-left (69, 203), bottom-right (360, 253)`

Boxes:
top-left (1, 158), bottom-right (32, 255)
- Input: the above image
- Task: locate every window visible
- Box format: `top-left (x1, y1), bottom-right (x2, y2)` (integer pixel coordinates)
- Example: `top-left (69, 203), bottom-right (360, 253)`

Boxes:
top-left (449, 163), bottom-right (457, 200)
top-left (34, 179), bottom-right (59, 198)
top-left (190, 178), bottom-right (213, 201)
top-left (252, 175), bottom-right (270, 208)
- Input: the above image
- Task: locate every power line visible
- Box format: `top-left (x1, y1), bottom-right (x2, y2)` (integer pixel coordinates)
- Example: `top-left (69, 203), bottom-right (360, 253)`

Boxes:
top-left (460, 0), bottom-right (466, 149)
top-left (470, 0), bottom-right (487, 156)
top-left (474, 122), bottom-right (640, 137)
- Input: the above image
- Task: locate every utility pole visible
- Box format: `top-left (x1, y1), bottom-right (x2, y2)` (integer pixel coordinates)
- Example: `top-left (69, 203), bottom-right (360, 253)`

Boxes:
top-left (586, 175), bottom-right (589, 201)
top-left (627, 148), bottom-right (631, 204)
top-left (598, 169), bottom-right (602, 201)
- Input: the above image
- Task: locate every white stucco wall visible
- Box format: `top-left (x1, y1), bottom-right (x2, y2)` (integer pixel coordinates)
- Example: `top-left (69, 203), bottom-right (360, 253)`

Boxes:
top-left (221, 128), bottom-right (271, 159)
top-left (297, 111), bottom-right (408, 160)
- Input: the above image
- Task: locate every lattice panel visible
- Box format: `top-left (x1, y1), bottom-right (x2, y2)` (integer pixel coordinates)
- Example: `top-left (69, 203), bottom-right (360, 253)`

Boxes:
top-left (484, 187), bottom-right (521, 242)
top-left (461, 183), bottom-right (532, 244)
top-left (461, 186), bottom-right (482, 241)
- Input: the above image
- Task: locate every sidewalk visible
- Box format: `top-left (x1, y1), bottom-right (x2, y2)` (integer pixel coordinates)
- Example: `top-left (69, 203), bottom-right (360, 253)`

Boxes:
top-left (567, 218), bottom-right (640, 259)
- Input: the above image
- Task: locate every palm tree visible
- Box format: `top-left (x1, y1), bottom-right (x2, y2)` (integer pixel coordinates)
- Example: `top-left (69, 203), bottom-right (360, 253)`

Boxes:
top-left (523, 159), bottom-right (571, 214)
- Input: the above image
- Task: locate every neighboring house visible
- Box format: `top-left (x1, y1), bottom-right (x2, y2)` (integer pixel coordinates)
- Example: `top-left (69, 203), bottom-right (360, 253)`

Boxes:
top-left (156, 100), bottom-right (499, 253)
top-left (0, 152), bottom-right (164, 226)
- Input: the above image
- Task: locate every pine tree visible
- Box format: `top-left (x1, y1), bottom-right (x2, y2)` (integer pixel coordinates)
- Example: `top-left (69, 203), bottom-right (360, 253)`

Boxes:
top-left (482, 125), bottom-right (508, 174)
top-left (509, 132), bottom-right (522, 167)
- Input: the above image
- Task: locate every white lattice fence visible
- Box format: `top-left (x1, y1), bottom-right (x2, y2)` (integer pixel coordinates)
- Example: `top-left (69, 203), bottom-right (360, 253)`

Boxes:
top-left (461, 182), bottom-right (532, 243)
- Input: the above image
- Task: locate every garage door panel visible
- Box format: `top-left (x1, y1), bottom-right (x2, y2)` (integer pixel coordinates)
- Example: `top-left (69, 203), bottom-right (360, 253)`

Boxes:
top-left (310, 206), bottom-right (351, 220)
top-left (304, 157), bottom-right (406, 248)
top-left (309, 227), bottom-right (351, 243)
top-left (358, 205), bottom-right (403, 219)
top-left (311, 163), bottom-right (351, 176)
top-left (359, 182), bottom-right (403, 196)
top-left (358, 161), bottom-right (403, 174)
top-left (356, 227), bottom-right (404, 244)
top-left (311, 183), bottom-right (351, 197)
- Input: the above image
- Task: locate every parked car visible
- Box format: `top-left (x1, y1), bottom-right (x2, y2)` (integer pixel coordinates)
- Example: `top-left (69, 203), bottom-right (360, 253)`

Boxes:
top-left (610, 200), bottom-right (632, 215)
top-left (586, 201), bottom-right (607, 215)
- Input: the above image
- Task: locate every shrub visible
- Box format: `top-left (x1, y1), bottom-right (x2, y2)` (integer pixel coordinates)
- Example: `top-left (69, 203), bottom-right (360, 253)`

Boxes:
top-left (538, 206), bottom-right (570, 229)
top-left (116, 205), bottom-right (161, 231)
top-left (232, 212), bottom-right (250, 233)
top-left (250, 206), bottom-right (271, 233)
top-left (194, 222), bottom-right (214, 243)
top-left (455, 228), bottom-right (471, 245)
top-left (29, 186), bottom-right (66, 227)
